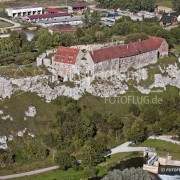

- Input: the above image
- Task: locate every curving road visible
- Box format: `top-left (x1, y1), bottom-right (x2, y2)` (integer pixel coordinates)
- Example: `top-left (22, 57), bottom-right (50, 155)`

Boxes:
top-left (0, 166), bottom-right (59, 180)
top-left (0, 17), bottom-right (21, 30)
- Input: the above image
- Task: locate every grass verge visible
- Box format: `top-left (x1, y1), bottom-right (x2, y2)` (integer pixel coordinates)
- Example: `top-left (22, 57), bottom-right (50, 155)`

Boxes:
top-left (140, 139), bottom-right (180, 160)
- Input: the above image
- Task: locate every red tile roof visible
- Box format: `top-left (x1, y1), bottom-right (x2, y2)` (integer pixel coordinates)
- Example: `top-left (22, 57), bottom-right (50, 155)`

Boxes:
top-left (90, 36), bottom-right (165, 63)
top-left (49, 24), bottom-right (77, 34)
top-left (28, 12), bottom-right (71, 20)
top-left (54, 46), bottom-right (80, 65)
top-left (71, 4), bottom-right (87, 8)
top-left (45, 8), bottom-right (60, 13)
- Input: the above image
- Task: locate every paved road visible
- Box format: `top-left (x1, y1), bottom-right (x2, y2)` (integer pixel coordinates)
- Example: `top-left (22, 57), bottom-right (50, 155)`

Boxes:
top-left (0, 17), bottom-right (21, 30)
top-left (110, 141), bottom-right (147, 155)
top-left (148, 135), bottom-right (180, 145)
top-left (164, 25), bottom-right (178, 31)
top-left (0, 166), bottom-right (59, 180)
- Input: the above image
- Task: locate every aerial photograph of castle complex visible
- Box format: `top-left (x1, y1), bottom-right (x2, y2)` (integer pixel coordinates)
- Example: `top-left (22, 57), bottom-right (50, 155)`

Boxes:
top-left (0, 0), bottom-right (180, 179)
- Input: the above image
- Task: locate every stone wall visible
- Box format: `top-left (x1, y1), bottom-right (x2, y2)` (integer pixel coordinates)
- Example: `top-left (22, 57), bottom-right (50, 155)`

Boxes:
top-left (92, 50), bottom-right (158, 77)
top-left (158, 39), bottom-right (169, 57)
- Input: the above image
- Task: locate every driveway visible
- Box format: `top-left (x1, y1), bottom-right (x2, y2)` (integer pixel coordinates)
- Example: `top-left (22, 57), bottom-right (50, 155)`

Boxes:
top-left (110, 141), bottom-right (147, 155)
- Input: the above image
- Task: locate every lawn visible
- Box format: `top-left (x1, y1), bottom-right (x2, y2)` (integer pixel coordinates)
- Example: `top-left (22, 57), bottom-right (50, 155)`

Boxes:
top-left (13, 168), bottom-right (85, 180)
top-left (140, 139), bottom-right (180, 160)
top-left (157, 0), bottom-right (172, 8)
top-left (0, 20), bottom-right (13, 28)
top-left (12, 152), bottom-right (142, 180)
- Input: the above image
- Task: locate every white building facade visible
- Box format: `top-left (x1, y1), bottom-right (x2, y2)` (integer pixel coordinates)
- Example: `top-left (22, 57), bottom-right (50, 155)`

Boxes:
top-left (5, 6), bottom-right (43, 17)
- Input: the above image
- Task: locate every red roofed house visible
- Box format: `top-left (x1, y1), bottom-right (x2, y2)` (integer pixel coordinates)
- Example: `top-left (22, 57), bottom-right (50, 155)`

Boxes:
top-left (52, 36), bottom-right (168, 81)
top-left (87, 36), bottom-right (169, 76)
top-left (68, 4), bottom-right (87, 14)
top-left (49, 24), bottom-right (77, 34)
top-left (52, 46), bottom-right (84, 81)
top-left (44, 8), bottom-right (60, 14)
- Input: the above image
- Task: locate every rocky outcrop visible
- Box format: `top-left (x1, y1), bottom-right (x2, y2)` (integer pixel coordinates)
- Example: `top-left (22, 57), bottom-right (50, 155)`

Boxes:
top-left (0, 63), bottom-right (179, 102)
top-left (25, 106), bottom-right (37, 117)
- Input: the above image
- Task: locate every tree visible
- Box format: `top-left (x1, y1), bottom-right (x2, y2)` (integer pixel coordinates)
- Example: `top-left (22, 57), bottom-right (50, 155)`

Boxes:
top-left (129, 104), bottom-right (141, 117)
top-left (125, 33), bottom-right (148, 44)
top-left (143, 107), bottom-right (159, 124)
top-left (55, 151), bottom-right (76, 170)
top-left (36, 31), bottom-right (53, 51)
top-left (75, 115), bottom-right (96, 141)
top-left (102, 168), bottom-right (151, 180)
top-left (81, 140), bottom-right (107, 167)
top-left (82, 9), bottom-right (101, 27)
top-left (59, 33), bottom-right (76, 46)
top-left (127, 119), bottom-right (146, 143)
top-left (172, 0), bottom-right (180, 13)
top-left (141, 0), bottom-right (157, 12)
top-left (83, 166), bottom-right (99, 178)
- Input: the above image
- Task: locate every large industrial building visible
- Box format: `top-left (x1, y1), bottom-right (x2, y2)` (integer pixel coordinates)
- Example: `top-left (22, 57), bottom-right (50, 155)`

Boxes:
top-left (27, 12), bottom-right (71, 22)
top-left (37, 16), bottom-right (83, 27)
top-left (5, 6), bottom-right (43, 17)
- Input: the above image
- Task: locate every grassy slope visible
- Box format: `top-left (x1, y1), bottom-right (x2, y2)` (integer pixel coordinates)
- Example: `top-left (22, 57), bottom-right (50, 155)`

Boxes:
top-left (0, 92), bottom-right (58, 136)
top-left (141, 139), bottom-right (180, 160)
top-left (0, 20), bottom-right (13, 28)
top-left (157, 0), bottom-right (172, 8)
top-left (13, 152), bottom-right (141, 180)
top-left (13, 168), bottom-right (84, 180)
top-left (0, 85), bottom-right (179, 177)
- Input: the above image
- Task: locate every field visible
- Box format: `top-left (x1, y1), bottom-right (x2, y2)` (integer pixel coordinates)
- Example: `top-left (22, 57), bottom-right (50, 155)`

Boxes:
top-left (0, 19), bottom-right (13, 28)
top-left (12, 152), bottom-right (141, 180)
top-left (141, 139), bottom-right (180, 160)
top-left (0, 0), bottom-right (87, 13)
top-left (157, 0), bottom-right (172, 8)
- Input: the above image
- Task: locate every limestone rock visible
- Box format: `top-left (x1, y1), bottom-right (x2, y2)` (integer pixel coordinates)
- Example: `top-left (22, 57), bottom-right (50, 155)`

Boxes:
top-left (17, 128), bottom-right (27, 137)
top-left (0, 110), bottom-right (3, 115)
top-left (0, 136), bottom-right (8, 150)
top-left (25, 106), bottom-right (36, 117)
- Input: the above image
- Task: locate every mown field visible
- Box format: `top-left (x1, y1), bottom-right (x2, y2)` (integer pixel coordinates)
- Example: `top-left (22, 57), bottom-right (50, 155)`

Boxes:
top-left (141, 139), bottom-right (180, 160)
top-left (13, 152), bottom-right (141, 180)
top-left (0, 19), bottom-right (13, 28)
top-left (157, 0), bottom-right (172, 8)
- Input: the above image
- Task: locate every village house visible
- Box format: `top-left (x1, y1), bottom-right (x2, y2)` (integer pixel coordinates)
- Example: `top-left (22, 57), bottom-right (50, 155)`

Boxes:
top-left (44, 8), bottom-right (61, 14)
top-left (51, 46), bottom-right (84, 81)
top-left (37, 36), bottom-right (169, 81)
top-left (68, 4), bottom-right (87, 12)
top-left (48, 24), bottom-right (77, 35)
top-left (160, 13), bottom-right (178, 26)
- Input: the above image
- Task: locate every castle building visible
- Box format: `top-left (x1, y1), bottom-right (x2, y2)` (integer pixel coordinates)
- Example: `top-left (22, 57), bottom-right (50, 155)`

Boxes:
top-left (40, 36), bottom-right (169, 81)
